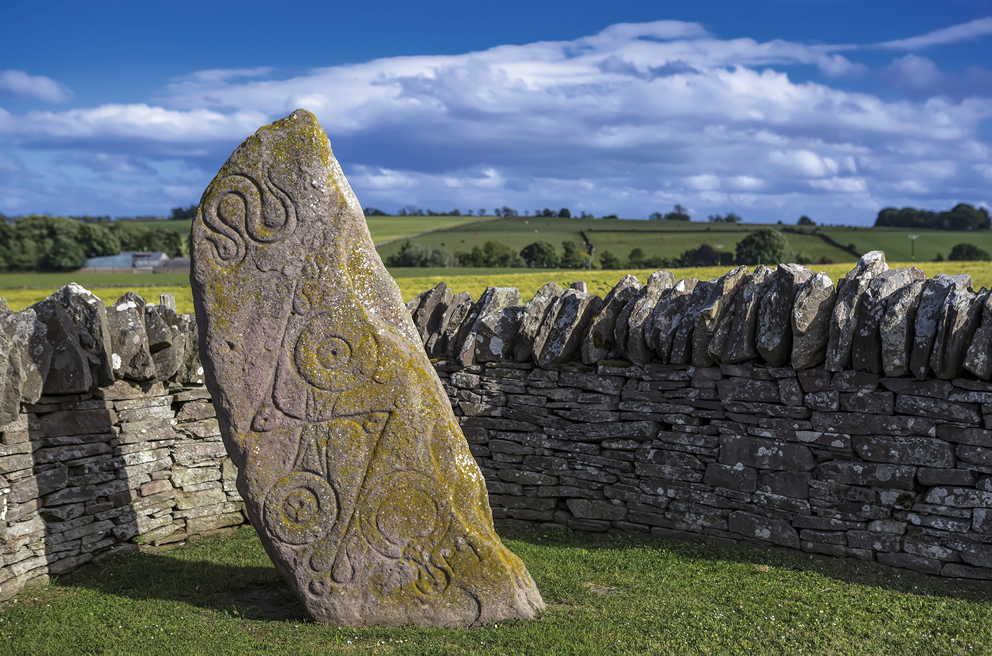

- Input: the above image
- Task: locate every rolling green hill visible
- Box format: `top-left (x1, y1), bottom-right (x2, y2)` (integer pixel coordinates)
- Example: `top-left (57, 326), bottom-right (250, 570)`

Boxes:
top-left (374, 216), bottom-right (860, 267)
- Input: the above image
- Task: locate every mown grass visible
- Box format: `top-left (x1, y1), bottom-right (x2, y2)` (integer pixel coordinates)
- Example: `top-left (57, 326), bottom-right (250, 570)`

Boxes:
top-left (0, 525), bottom-right (988, 655)
top-left (5, 262), bottom-right (992, 314)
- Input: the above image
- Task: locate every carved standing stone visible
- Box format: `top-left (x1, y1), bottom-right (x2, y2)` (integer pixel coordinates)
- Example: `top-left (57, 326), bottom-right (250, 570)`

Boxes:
top-left (191, 110), bottom-right (542, 627)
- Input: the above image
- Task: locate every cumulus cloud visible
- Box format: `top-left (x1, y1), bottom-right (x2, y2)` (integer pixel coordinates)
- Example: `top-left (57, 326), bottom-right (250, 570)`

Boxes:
top-left (0, 19), bottom-right (990, 220)
top-left (0, 70), bottom-right (71, 103)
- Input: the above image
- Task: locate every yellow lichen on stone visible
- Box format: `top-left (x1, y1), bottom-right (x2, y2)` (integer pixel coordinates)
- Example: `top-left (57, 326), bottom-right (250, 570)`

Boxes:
top-left (190, 109), bottom-right (544, 627)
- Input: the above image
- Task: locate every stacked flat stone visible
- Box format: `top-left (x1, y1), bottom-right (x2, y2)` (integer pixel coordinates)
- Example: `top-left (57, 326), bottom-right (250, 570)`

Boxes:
top-left (407, 252), bottom-right (992, 383)
top-left (0, 287), bottom-right (246, 601)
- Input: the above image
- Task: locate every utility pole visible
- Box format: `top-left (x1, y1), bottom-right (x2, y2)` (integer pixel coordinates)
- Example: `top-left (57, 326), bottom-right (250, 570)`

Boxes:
top-left (909, 234), bottom-right (919, 262)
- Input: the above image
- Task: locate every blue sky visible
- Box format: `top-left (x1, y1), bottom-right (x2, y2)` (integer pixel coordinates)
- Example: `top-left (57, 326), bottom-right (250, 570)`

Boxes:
top-left (2, 0), bottom-right (992, 225)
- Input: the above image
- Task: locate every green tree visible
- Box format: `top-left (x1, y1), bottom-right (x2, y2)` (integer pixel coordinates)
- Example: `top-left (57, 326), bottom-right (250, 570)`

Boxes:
top-left (0, 221), bottom-right (12, 272)
top-left (664, 204), bottom-right (691, 221)
top-left (79, 223), bottom-right (121, 257)
top-left (735, 229), bottom-right (789, 266)
top-left (797, 215), bottom-right (815, 225)
top-left (46, 234), bottom-right (87, 270)
top-left (560, 241), bottom-right (587, 268)
top-left (169, 204), bottom-right (198, 221)
top-left (599, 251), bottom-right (621, 270)
top-left (455, 240), bottom-right (523, 267)
top-left (558, 208), bottom-right (571, 218)
top-left (628, 248), bottom-right (645, 267)
top-left (520, 241), bottom-right (559, 268)
top-left (949, 243), bottom-right (992, 261)
top-left (386, 241), bottom-right (453, 267)
top-left (675, 244), bottom-right (719, 267)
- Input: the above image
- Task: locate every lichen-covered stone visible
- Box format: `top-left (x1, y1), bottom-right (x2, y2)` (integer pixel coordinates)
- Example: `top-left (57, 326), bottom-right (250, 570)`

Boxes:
top-left (31, 296), bottom-right (94, 394)
top-left (537, 289), bottom-right (602, 368)
top-left (693, 265), bottom-right (747, 367)
top-left (825, 251), bottom-right (888, 372)
top-left (669, 279), bottom-right (716, 365)
top-left (965, 292), bottom-right (992, 380)
top-left (457, 287), bottom-right (521, 367)
top-left (146, 304), bottom-right (188, 381)
top-left (0, 302), bottom-right (51, 405)
top-left (106, 292), bottom-right (156, 381)
top-left (53, 283), bottom-right (115, 386)
top-left (930, 287), bottom-right (985, 380)
top-left (850, 268), bottom-right (925, 374)
top-left (717, 265), bottom-right (773, 364)
top-left (582, 275), bottom-right (640, 364)
top-left (411, 282), bottom-right (452, 353)
top-left (190, 109), bottom-right (542, 627)
top-left (627, 271), bottom-right (675, 364)
top-left (792, 273), bottom-right (836, 371)
top-left (757, 264), bottom-right (812, 366)
top-left (910, 274), bottom-right (970, 380)
top-left (518, 283), bottom-right (564, 363)
top-left (473, 288), bottom-right (523, 363)
top-left (880, 279), bottom-right (925, 378)
top-left (649, 278), bottom-right (697, 363)
top-left (438, 292), bottom-right (476, 361)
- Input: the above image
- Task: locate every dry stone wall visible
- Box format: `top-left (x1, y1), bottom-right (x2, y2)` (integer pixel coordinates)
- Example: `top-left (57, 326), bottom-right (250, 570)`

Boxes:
top-left (3, 250), bottom-right (992, 600)
top-left (0, 286), bottom-right (246, 601)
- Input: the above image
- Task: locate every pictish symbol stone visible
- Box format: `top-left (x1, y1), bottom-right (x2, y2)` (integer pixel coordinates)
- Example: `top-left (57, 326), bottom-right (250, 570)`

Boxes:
top-left (190, 109), bottom-right (543, 627)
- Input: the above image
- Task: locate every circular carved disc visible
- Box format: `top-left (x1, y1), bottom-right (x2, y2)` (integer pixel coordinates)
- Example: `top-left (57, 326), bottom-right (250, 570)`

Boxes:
top-left (264, 472), bottom-right (338, 545)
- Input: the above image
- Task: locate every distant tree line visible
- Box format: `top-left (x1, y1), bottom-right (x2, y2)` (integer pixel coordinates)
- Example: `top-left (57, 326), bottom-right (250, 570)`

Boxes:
top-left (365, 206), bottom-right (608, 219)
top-left (384, 239), bottom-right (591, 269)
top-left (0, 215), bottom-right (185, 272)
top-left (874, 203), bottom-right (989, 231)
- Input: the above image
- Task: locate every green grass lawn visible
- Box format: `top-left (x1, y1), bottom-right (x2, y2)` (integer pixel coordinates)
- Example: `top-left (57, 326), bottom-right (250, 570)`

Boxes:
top-left (0, 525), bottom-right (987, 655)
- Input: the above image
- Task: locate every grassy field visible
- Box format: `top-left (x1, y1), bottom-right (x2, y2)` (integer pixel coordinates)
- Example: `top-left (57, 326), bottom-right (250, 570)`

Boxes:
top-left (108, 215), bottom-right (488, 245)
top-left (0, 525), bottom-right (987, 655)
top-left (373, 217), bottom-right (860, 267)
top-left (5, 262), bottom-right (992, 314)
top-left (815, 226), bottom-right (992, 263)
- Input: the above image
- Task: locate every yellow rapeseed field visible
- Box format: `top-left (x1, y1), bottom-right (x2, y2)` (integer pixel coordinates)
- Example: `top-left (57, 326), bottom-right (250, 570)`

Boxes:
top-left (2, 261), bottom-right (991, 314)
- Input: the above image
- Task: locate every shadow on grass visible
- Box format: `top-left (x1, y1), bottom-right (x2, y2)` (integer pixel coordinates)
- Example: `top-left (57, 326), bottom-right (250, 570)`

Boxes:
top-left (56, 522), bottom-right (988, 623)
top-left (58, 545), bottom-right (307, 622)
top-left (495, 521), bottom-right (992, 605)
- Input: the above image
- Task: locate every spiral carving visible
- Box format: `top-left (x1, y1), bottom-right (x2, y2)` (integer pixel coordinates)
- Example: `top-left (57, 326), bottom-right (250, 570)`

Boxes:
top-left (248, 170), bottom-right (298, 243)
top-left (200, 170), bottom-right (298, 265)
top-left (201, 174), bottom-right (256, 264)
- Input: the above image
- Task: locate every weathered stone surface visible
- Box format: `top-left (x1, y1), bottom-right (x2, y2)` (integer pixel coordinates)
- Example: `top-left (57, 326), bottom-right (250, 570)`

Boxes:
top-left (627, 271), bottom-right (675, 364)
top-left (53, 284), bottom-right (115, 386)
top-left (825, 251), bottom-right (888, 372)
top-left (582, 275), bottom-right (640, 364)
top-left (670, 280), bottom-right (717, 365)
top-left (146, 304), bottom-right (188, 381)
top-left (791, 273), bottom-right (836, 370)
top-left (720, 265), bottom-right (773, 364)
top-left (31, 296), bottom-right (94, 394)
top-left (0, 325), bottom-right (16, 425)
top-left (693, 266), bottom-right (747, 367)
top-left (438, 292), bottom-right (476, 361)
top-left (458, 287), bottom-right (521, 366)
top-left (729, 511), bottom-right (800, 548)
top-left (537, 290), bottom-right (602, 368)
top-left (649, 278), bottom-right (697, 364)
top-left (190, 110), bottom-right (542, 626)
top-left (910, 274), bottom-right (970, 380)
top-left (880, 279), bottom-right (925, 378)
top-left (106, 292), bottom-right (156, 381)
top-left (412, 282), bottom-right (452, 356)
top-left (0, 305), bottom-right (51, 405)
top-left (473, 288), bottom-right (522, 364)
top-left (757, 264), bottom-right (812, 366)
top-left (851, 268), bottom-right (925, 374)
top-left (930, 287), bottom-right (984, 380)
top-left (516, 283), bottom-right (564, 363)
top-left (964, 292), bottom-right (992, 380)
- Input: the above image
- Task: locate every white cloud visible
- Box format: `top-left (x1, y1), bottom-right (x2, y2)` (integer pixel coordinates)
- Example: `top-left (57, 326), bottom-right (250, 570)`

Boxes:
top-left (878, 17), bottom-right (992, 50)
top-left (0, 70), bottom-right (71, 103)
top-left (0, 20), bottom-right (990, 221)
